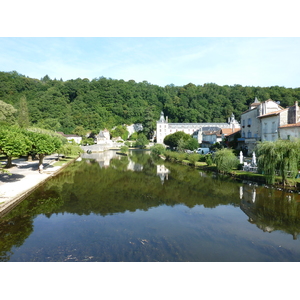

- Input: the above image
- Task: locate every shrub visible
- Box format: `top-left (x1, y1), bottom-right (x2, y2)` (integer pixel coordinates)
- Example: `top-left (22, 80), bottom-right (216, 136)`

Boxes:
top-left (151, 144), bottom-right (165, 156)
top-left (205, 154), bottom-right (213, 166)
top-left (188, 153), bottom-right (200, 166)
top-left (214, 148), bottom-right (238, 173)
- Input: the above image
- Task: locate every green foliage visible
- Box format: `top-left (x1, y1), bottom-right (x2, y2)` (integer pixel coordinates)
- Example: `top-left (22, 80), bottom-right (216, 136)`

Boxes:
top-left (164, 131), bottom-right (191, 149)
top-left (150, 144), bottom-right (165, 156)
top-left (111, 125), bottom-right (129, 141)
top-left (214, 148), bottom-right (238, 173)
top-left (205, 153), bottom-right (213, 166)
top-left (134, 133), bottom-right (149, 148)
top-left (26, 131), bottom-right (63, 164)
top-left (257, 139), bottom-right (300, 185)
top-left (16, 95), bottom-right (30, 128)
top-left (184, 138), bottom-right (199, 151)
top-left (210, 142), bottom-right (223, 151)
top-left (188, 153), bottom-right (200, 166)
top-left (120, 145), bottom-right (129, 154)
top-left (58, 142), bottom-right (84, 157)
top-left (130, 132), bottom-right (138, 140)
top-left (82, 137), bottom-right (94, 145)
top-left (0, 125), bottom-right (32, 167)
top-left (2, 71), bottom-right (300, 136)
top-left (0, 100), bottom-right (17, 125)
top-left (72, 126), bottom-right (87, 137)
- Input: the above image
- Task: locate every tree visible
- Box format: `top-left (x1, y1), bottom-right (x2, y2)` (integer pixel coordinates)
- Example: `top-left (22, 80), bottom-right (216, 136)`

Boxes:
top-left (17, 95), bottom-right (30, 128)
top-left (135, 133), bottom-right (149, 148)
top-left (0, 126), bottom-right (32, 167)
top-left (0, 100), bottom-right (17, 125)
top-left (184, 138), bottom-right (199, 151)
top-left (163, 131), bottom-right (191, 149)
top-left (257, 139), bottom-right (300, 185)
top-left (27, 131), bottom-right (62, 165)
top-left (72, 125), bottom-right (87, 137)
top-left (58, 141), bottom-right (84, 157)
top-left (111, 125), bottom-right (129, 141)
top-left (150, 143), bottom-right (165, 156)
top-left (142, 106), bottom-right (156, 139)
top-left (214, 148), bottom-right (238, 173)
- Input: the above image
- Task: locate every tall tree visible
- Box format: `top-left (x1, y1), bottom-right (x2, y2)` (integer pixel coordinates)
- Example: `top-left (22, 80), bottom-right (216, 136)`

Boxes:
top-left (17, 95), bottom-right (30, 128)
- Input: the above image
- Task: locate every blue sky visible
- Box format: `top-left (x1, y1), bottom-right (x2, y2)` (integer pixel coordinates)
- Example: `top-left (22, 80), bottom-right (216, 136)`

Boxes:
top-left (1, 37), bottom-right (300, 88)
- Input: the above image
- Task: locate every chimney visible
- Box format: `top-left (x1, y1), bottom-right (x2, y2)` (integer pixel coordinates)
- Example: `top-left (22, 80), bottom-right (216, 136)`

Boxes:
top-left (166, 116), bottom-right (168, 123)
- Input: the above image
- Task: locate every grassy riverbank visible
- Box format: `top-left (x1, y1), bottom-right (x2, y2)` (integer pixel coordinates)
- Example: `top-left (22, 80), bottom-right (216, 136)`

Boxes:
top-left (161, 153), bottom-right (300, 190)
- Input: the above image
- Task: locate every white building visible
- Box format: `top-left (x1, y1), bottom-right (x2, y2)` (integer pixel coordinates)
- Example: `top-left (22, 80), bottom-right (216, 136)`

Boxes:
top-left (240, 99), bottom-right (300, 153)
top-left (156, 112), bottom-right (240, 145)
top-left (57, 132), bottom-right (82, 144)
top-left (240, 98), bottom-right (284, 153)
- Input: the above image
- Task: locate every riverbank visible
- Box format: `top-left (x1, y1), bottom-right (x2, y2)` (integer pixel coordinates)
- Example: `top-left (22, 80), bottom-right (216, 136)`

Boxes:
top-left (165, 156), bottom-right (300, 192)
top-left (0, 155), bottom-right (78, 217)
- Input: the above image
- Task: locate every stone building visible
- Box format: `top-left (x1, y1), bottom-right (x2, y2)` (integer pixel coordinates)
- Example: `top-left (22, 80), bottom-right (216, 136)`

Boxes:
top-left (156, 111), bottom-right (240, 145)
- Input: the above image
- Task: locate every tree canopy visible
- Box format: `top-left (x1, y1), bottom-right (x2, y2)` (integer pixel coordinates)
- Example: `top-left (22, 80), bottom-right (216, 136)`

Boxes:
top-left (1, 71), bottom-right (300, 135)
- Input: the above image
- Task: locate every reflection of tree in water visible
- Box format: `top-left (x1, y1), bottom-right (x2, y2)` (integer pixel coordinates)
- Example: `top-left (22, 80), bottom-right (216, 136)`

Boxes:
top-left (0, 195), bottom-right (63, 261)
top-left (2, 150), bottom-right (300, 259)
top-left (240, 185), bottom-right (300, 239)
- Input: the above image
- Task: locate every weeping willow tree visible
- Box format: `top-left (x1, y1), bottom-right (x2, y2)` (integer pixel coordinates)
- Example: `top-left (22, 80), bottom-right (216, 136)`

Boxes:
top-left (257, 139), bottom-right (300, 185)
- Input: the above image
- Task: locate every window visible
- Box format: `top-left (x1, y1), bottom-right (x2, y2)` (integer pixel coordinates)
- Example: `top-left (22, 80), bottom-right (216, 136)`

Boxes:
top-left (248, 131), bottom-right (252, 138)
top-left (248, 118), bottom-right (252, 126)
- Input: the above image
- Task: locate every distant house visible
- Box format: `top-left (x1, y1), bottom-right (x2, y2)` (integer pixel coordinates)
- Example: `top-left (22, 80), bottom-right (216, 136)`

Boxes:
top-left (57, 132), bottom-right (82, 144)
top-left (94, 129), bottom-right (112, 145)
top-left (202, 130), bottom-right (222, 146)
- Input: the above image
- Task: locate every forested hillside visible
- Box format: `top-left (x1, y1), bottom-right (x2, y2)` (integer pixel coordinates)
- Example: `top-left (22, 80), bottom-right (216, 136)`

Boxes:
top-left (1, 71), bottom-right (300, 134)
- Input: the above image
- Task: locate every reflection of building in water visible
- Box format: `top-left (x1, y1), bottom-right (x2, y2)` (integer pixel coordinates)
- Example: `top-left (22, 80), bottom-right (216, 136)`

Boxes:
top-left (82, 151), bottom-right (116, 168)
top-left (127, 161), bottom-right (143, 172)
top-left (157, 165), bottom-right (170, 183)
top-left (239, 184), bottom-right (300, 240)
top-left (81, 151), bottom-right (143, 171)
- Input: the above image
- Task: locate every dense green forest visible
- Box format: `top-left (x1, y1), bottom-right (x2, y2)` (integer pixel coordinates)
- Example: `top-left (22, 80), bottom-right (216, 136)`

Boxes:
top-left (1, 70), bottom-right (300, 135)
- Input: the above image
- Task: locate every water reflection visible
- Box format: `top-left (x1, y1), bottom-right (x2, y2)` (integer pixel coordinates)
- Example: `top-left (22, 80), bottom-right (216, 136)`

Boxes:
top-left (1, 150), bottom-right (300, 261)
top-left (240, 184), bottom-right (300, 240)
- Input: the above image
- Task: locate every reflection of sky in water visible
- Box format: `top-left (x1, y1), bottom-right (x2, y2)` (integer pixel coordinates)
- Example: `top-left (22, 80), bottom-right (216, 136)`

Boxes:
top-left (8, 203), bottom-right (300, 262)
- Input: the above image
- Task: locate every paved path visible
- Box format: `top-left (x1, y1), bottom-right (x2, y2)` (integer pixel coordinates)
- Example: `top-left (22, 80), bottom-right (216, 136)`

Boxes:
top-left (0, 155), bottom-right (66, 216)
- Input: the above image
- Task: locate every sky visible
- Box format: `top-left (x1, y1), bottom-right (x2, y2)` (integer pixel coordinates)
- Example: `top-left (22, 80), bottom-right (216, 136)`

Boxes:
top-left (1, 37), bottom-right (300, 88)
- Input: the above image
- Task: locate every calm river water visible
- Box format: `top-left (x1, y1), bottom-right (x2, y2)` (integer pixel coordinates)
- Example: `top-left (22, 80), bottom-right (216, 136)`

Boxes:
top-left (1, 150), bottom-right (300, 262)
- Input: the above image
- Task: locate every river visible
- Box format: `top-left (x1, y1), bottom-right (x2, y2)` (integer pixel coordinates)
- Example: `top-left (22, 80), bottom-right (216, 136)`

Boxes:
top-left (1, 150), bottom-right (300, 262)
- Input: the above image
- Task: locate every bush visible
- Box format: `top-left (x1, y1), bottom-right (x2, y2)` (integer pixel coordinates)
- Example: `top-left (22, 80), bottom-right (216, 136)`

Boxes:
top-left (188, 153), bottom-right (200, 166)
top-left (214, 148), bottom-right (238, 173)
top-left (151, 144), bottom-right (165, 156)
top-left (120, 145), bottom-right (129, 154)
top-left (205, 154), bottom-right (213, 166)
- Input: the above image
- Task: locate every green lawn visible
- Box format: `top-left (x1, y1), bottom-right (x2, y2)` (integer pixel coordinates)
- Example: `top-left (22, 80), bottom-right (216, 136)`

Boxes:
top-left (52, 156), bottom-right (78, 167)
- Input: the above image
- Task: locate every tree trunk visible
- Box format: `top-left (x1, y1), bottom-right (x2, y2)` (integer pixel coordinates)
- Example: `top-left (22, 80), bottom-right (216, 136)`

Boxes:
top-left (5, 156), bottom-right (12, 168)
top-left (39, 154), bottom-right (45, 166)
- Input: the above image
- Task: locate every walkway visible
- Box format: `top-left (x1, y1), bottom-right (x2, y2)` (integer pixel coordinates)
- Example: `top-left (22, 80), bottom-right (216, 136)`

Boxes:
top-left (0, 155), bottom-right (65, 216)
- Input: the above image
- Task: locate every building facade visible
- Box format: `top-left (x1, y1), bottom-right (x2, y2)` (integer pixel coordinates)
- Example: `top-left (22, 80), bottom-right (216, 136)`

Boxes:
top-left (240, 99), bottom-right (300, 153)
top-left (156, 111), bottom-right (240, 145)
